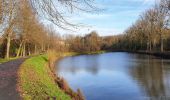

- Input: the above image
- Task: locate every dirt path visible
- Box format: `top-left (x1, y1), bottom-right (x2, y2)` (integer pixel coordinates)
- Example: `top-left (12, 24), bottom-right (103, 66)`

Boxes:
top-left (0, 58), bottom-right (25, 100)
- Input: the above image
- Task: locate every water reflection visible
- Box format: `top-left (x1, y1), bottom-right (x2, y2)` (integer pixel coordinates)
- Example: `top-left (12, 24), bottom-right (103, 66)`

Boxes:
top-left (130, 56), bottom-right (170, 100)
top-left (56, 52), bottom-right (170, 100)
top-left (57, 55), bottom-right (100, 74)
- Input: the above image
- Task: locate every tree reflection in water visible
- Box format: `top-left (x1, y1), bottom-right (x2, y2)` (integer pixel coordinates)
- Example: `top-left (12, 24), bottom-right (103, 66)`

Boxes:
top-left (130, 55), bottom-right (170, 99)
top-left (57, 55), bottom-right (100, 75)
top-left (56, 53), bottom-right (170, 100)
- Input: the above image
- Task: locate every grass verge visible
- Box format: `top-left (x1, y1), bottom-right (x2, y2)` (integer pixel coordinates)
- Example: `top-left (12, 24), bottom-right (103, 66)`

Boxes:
top-left (0, 57), bottom-right (18, 64)
top-left (17, 55), bottom-right (71, 100)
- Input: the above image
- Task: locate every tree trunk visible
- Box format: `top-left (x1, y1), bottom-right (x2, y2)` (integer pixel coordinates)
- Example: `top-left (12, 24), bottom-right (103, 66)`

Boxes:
top-left (161, 37), bottom-right (164, 52)
top-left (16, 41), bottom-right (23, 57)
top-left (23, 43), bottom-right (26, 57)
top-left (5, 0), bottom-right (14, 59)
top-left (147, 40), bottom-right (149, 51)
top-left (149, 41), bottom-right (152, 51)
top-left (20, 45), bottom-right (24, 57)
top-left (160, 32), bottom-right (164, 52)
top-left (5, 36), bottom-right (11, 59)
top-left (28, 47), bottom-right (31, 56)
top-left (160, 29), bottom-right (164, 52)
top-left (153, 39), bottom-right (156, 51)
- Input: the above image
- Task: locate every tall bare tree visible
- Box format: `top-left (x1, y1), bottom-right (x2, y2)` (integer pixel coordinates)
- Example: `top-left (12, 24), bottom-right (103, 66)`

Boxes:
top-left (2, 0), bottom-right (18, 59)
top-left (158, 0), bottom-right (170, 52)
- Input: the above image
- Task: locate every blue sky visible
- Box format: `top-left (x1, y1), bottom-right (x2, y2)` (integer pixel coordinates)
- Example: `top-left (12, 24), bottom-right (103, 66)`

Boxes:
top-left (51, 0), bottom-right (156, 36)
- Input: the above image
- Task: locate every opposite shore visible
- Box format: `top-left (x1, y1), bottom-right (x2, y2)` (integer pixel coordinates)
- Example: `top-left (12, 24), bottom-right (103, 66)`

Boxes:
top-left (111, 50), bottom-right (170, 59)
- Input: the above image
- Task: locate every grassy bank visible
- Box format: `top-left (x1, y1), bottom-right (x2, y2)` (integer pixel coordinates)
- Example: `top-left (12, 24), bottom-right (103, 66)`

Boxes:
top-left (17, 55), bottom-right (71, 100)
top-left (17, 51), bottom-right (106, 99)
top-left (0, 57), bottom-right (18, 64)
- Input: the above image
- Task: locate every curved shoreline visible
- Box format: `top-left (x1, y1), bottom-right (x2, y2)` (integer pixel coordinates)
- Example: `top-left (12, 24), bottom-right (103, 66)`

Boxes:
top-left (131, 51), bottom-right (170, 59)
top-left (0, 51), bottom-right (170, 99)
top-left (17, 54), bottom-right (84, 100)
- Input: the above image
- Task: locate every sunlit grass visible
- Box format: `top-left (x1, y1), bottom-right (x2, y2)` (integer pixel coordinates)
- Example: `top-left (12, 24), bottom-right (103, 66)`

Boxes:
top-left (18, 55), bottom-right (71, 100)
top-left (0, 57), bottom-right (18, 64)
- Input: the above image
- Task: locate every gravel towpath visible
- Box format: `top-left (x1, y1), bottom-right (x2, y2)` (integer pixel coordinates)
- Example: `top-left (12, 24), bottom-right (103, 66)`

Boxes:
top-left (0, 58), bottom-right (25, 100)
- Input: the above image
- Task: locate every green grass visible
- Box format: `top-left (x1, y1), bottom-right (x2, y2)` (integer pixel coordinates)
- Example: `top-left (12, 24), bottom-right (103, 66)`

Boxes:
top-left (0, 57), bottom-right (18, 63)
top-left (18, 55), bottom-right (71, 100)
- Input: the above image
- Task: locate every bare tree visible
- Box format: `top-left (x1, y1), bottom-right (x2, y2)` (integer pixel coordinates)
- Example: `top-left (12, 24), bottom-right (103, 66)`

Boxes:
top-left (29, 0), bottom-right (98, 29)
top-left (2, 0), bottom-right (18, 59)
top-left (110, 0), bottom-right (170, 52)
top-left (158, 0), bottom-right (170, 52)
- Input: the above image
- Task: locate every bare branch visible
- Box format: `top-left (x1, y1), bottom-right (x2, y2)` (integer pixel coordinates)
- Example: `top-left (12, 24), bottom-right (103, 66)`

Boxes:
top-left (29, 0), bottom-right (99, 30)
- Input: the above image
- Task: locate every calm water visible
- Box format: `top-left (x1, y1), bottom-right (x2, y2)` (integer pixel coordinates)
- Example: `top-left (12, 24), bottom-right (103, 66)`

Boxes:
top-left (56, 52), bottom-right (170, 100)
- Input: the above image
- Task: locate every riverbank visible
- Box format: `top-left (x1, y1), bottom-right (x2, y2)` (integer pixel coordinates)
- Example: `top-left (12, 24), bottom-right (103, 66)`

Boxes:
top-left (112, 50), bottom-right (170, 59)
top-left (81, 50), bottom-right (107, 55)
top-left (133, 51), bottom-right (170, 59)
top-left (65, 51), bottom-right (107, 56)
top-left (17, 54), bottom-right (84, 100)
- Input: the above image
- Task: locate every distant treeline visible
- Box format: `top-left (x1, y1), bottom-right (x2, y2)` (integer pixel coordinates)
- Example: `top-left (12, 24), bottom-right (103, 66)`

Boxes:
top-left (111, 0), bottom-right (170, 52)
top-left (0, 0), bottom-right (98, 59)
top-left (63, 31), bottom-right (115, 52)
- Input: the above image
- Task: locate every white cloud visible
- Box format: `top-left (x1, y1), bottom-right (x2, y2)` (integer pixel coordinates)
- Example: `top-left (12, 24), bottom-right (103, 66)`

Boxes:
top-left (42, 0), bottom-right (155, 36)
top-left (53, 25), bottom-right (122, 36)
